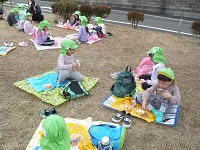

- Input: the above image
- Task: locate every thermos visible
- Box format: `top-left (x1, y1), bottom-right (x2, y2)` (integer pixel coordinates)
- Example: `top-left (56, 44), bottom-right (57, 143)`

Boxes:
top-left (98, 136), bottom-right (112, 150)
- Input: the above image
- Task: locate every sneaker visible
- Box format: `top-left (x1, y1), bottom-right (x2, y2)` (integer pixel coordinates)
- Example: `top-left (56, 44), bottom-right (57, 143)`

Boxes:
top-left (123, 114), bottom-right (132, 128)
top-left (50, 108), bottom-right (58, 115)
top-left (19, 41), bottom-right (28, 47)
top-left (40, 109), bottom-right (50, 119)
top-left (8, 42), bottom-right (13, 47)
top-left (76, 40), bottom-right (81, 44)
top-left (110, 72), bottom-right (120, 79)
top-left (111, 111), bottom-right (125, 123)
top-left (4, 42), bottom-right (9, 47)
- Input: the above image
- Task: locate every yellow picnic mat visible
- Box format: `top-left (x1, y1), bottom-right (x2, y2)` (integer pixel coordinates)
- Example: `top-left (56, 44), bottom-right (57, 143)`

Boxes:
top-left (14, 71), bottom-right (99, 106)
top-left (0, 46), bottom-right (16, 56)
top-left (26, 117), bottom-right (119, 150)
top-left (102, 94), bottom-right (155, 122)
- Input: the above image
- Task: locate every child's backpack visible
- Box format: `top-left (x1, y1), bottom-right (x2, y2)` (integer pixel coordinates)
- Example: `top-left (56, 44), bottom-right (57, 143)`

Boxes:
top-left (62, 80), bottom-right (89, 100)
top-left (111, 66), bottom-right (136, 97)
top-left (89, 124), bottom-right (126, 150)
top-left (135, 56), bottom-right (153, 77)
top-left (95, 26), bottom-right (104, 38)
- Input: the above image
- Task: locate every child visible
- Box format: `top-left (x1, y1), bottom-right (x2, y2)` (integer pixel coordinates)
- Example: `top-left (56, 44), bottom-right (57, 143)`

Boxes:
top-left (0, 2), bottom-right (5, 20)
top-left (76, 16), bottom-right (89, 44)
top-left (7, 8), bottom-right (19, 26)
top-left (71, 11), bottom-right (81, 27)
top-left (93, 17), bottom-right (106, 38)
top-left (36, 20), bottom-right (55, 46)
top-left (40, 115), bottom-right (71, 150)
top-left (17, 4), bottom-right (26, 20)
top-left (139, 68), bottom-right (181, 122)
top-left (24, 12), bottom-right (35, 35)
top-left (139, 47), bottom-right (166, 90)
top-left (56, 39), bottom-right (84, 82)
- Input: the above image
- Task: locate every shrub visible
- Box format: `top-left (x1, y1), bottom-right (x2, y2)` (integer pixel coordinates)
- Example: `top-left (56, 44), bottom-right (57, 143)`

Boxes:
top-left (93, 5), bottom-right (111, 18)
top-left (80, 4), bottom-right (93, 22)
top-left (191, 21), bottom-right (200, 36)
top-left (127, 11), bottom-right (144, 28)
top-left (0, 0), bottom-right (8, 5)
top-left (51, 0), bottom-right (78, 23)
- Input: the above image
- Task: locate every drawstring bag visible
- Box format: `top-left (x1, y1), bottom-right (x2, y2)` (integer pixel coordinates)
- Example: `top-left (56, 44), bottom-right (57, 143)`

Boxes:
top-left (62, 80), bottom-right (89, 100)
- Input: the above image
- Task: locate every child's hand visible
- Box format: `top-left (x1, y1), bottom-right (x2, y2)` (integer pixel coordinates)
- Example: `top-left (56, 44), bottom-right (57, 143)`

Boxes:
top-left (162, 91), bottom-right (172, 99)
top-left (142, 100), bottom-right (146, 110)
top-left (72, 63), bottom-right (79, 71)
top-left (132, 100), bottom-right (136, 106)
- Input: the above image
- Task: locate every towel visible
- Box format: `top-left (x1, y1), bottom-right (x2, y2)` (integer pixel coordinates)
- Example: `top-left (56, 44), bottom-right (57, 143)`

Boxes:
top-left (26, 73), bottom-right (60, 92)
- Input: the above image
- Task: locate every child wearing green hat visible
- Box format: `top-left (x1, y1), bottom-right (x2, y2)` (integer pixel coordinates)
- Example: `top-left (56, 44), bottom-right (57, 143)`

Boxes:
top-left (139, 47), bottom-right (166, 90)
top-left (17, 4), bottom-right (26, 20)
top-left (76, 16), bottom-right (89, 44)
top-left (71, 11), bottom-right (81, 27)
top-left (56, 39), bottom-right (84, 82)
top-left (24, 12), bottom-right (35, 35)
top-left (40, 115), bottom-right (71, 150)
top-left (93, 17), bottom-right (106, 38)
top-left (0, 2), bottom-right (5, 20)
top-left (36, 20), bottom-right (55, 46)
top-left (7, 8), bottom-right (19, 26)
top-left (139, 68), bottom-right (181, 122)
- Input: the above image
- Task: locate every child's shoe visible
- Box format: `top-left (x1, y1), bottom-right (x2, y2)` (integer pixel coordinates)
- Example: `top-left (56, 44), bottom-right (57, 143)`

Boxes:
top-left (155, 111), bottom-right (164, 122)
top-left (19, 41), bottom-right (28, 47)
top-left (112, 111), bottom-right (125, 123)
top-left (4, 42), bottom-right (9, 47)
top-left (8, 42), bottom-right (13, 47)
top-left (40, 109), bottom-right (50, 119)
top-left (50, 108), bottom-right (58, 115)
top-left (123, 114), bottom-right (132, 128)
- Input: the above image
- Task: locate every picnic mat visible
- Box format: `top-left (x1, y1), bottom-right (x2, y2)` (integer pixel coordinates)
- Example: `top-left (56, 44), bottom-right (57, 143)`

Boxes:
top-left (14, 71), bottom-right (99, 106)
top-left (26, 117), bottom-right (119, 150)
top-left (66, 33), bottom-right (101, 45)
top-left (30, 37), bottom-right (66, 50)
top-left (55, 24), bottom-right (79, 32)
top-left (101, 93), bottom-right (180, 126)
top-left (0, 46), bottom-right (16, 56)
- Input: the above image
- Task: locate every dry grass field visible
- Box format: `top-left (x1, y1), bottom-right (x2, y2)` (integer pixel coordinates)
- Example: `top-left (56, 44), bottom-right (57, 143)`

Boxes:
top-left (0, 9), bottom-right (200, 150)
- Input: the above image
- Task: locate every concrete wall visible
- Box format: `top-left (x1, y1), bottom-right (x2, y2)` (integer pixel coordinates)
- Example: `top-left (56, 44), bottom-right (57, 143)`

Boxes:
top-left (77, 0), bottom-right (200, 19)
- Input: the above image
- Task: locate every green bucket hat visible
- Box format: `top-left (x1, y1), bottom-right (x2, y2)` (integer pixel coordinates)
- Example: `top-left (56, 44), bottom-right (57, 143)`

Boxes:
top-left (147, 47), bottom-right (165, 63)
top-left (94, 17), bottom-right (103, 25)
top-left (60, 39), bottom-right (78, 55)
top-left (158, 68), bottom-right (176, 83)
top-left (38, 20), bottom-right (51, 30)
top-left (40, 115), bottom-right (70, 150)
top-left (10, 8), bottom-right (19, 14)
top-left (17, 4), bottom-right (26, 10)
top-left (73, 11), bottom-right (81, 16)
top-left (24, 13), bottom-right (32, 20)
top-left (79, 16), bottom-right (88, 27)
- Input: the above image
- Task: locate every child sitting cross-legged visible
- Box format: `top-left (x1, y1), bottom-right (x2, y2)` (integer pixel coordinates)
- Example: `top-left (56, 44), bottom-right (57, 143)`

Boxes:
top-left (7, 8), bottom-right (19, 26)
top-left (135, 68), bottom-right (181, 122)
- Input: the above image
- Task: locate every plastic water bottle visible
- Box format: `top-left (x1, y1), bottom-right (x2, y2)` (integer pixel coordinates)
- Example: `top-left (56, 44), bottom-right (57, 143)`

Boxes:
top-left (76, 59), bottom-right (80, 67)
top-left (98, 136), bottom-right (112, 150)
